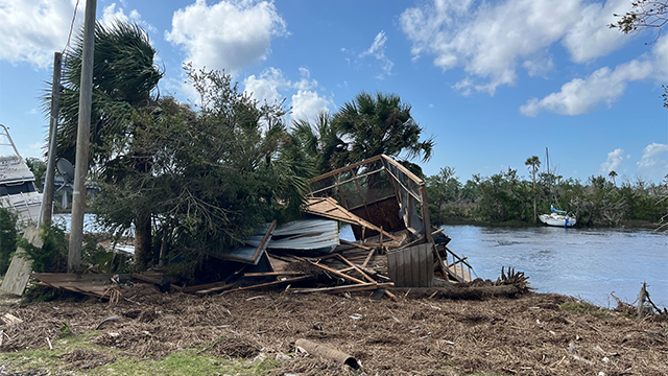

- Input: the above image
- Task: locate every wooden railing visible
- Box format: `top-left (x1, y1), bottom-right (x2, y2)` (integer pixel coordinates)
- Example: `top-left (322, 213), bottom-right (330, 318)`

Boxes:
top-left (440, 245), bottom-right (477, 283)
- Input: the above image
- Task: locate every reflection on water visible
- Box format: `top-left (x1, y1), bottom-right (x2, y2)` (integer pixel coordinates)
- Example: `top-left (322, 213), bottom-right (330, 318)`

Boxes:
top-left (441, 225), bottom-right (668, 308)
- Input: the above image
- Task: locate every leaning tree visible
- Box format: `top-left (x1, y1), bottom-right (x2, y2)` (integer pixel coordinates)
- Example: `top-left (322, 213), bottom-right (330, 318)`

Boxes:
top-left (54, 20), bottom-right (163, 269)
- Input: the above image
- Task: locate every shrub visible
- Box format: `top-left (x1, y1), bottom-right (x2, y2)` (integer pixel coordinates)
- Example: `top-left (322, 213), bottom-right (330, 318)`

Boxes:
top-left (17, 224), bottom-right (68, 273)
top-left (0, 207), bottom-right (18, 275)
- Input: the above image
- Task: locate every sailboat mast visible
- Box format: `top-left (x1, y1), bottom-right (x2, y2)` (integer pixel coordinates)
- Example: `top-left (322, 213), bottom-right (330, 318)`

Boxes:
top-left (546, 147), bottom-right (551, 206)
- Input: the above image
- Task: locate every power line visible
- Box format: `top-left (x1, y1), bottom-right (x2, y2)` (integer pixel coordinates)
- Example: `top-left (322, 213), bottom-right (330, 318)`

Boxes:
top-left (63, 0), bottom-right (81, 56)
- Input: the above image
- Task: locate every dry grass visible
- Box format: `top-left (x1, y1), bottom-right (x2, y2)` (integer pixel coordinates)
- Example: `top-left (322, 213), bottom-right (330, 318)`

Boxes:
top-left (1, 284), bottom-right (666, 376)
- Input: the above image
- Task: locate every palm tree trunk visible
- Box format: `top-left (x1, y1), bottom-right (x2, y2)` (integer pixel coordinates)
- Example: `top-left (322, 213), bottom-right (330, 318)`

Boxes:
top-left (134, 210), bottom-right (151, 270)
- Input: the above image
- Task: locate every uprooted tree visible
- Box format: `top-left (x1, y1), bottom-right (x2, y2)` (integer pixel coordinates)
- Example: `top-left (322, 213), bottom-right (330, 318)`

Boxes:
top-left (92, 66), bottom-right (311, 277)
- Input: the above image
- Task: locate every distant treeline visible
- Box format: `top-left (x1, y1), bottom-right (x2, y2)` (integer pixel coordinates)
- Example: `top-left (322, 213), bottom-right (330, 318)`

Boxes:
top-left (425, 167), bottom-right (668, 228)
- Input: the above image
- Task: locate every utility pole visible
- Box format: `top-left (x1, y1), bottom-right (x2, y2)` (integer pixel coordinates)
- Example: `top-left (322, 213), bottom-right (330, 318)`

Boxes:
top-left (68, 0), bottom-right (97, 272)
top-left (40, 52), bottom-right (63, 228)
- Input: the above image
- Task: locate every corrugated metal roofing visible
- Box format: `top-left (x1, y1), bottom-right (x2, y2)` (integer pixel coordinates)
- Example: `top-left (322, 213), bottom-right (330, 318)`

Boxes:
top-left (248, 219), bottom-right (340, 252)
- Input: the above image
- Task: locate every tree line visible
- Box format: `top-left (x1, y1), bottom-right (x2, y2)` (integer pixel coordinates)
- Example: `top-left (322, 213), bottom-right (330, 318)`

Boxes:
top-left (426, 164), bottom-right (668, 228)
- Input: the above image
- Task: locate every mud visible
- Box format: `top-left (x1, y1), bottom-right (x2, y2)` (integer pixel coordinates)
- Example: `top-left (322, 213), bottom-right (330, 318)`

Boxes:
top-left (1, 284), bottom-right (666, 375)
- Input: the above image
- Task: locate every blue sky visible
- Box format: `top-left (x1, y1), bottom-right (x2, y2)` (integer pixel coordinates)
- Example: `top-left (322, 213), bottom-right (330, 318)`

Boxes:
top-left (1, 0), bottom-right (666, 183)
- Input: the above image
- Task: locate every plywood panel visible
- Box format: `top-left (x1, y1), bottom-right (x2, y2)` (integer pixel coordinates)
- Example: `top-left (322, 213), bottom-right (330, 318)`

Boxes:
top-left (0, 226), bottom-right (42, 296)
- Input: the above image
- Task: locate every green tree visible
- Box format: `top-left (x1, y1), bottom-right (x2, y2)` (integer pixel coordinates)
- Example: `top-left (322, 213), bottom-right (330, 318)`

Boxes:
top-left (608, 170), bottom-right (618, 186)
top-left (301, 91), bottom-right (435, 174)
top-left (54, 21), bottom-right (163, 270)
top-left (289, 112), bottom-right (346, 175)
top-left (525, 155), bottom-right (541, 223)
top-left (92, 67), bottom-right (310, 278)
top-left (25, 158), bottom-right (46, 192)
top-left (0, 207), bottom-right (18, 275)
top-left (426, 166), bottom-right (462, 224)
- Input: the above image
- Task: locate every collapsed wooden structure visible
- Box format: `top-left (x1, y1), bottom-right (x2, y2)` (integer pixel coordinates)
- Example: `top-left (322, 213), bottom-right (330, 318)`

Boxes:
top-left (5, 155), bottom-right (480, 300)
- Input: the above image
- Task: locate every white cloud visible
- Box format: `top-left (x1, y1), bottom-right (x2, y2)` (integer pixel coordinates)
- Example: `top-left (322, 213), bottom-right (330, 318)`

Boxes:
top-left (244, 67), bottom-right (288, 104)
top-left (562, 0), bottom-right (630, 63)
top-left (101, 3), bottom-right (155, 32)
top-left (359, 31), bottom-right (394, 78)
top-left (399, 0), bottom-right (633, 95)
top-left (600, 148), bottom-right (624, 173)
top-left (522, 55), bottom-right (555, 78)
top-left (166, 0), bottom-right (287, 74)
top-left (637, 143), bottom-right (668, 169)
top-left (520, 35), bottom-right (667, 116)
top-left (291, 90), bottom-right (332, 122)
top-left (243, 67), bottom-right (333, 121)
top-left (0, 0), bottom-right (82, 68)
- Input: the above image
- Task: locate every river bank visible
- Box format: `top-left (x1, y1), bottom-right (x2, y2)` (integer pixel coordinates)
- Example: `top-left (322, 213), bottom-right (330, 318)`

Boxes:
top-left (436, 218), bottom-right (661, 230)
top-left (1, 286), bottom-right (666, 376)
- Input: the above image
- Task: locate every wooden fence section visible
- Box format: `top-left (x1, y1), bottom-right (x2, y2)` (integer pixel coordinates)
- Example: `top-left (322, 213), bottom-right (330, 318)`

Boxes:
top-left (387, 243), bottom-right (433, 287)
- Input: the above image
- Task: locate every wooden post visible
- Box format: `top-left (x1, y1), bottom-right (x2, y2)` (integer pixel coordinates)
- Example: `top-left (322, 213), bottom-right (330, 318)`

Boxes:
top-left (68, 0), bottom-right (96, 272)
top-left (40, 52), bottom-right (63, 228)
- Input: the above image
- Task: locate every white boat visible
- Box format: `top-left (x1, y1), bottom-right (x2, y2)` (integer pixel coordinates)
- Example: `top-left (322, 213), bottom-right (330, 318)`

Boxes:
top-left (540, 147), bottom-right (576, 228)
top-left (539, 206), bottom-right (576, 227)
top-left (0, 124), bottom-right (43, 223)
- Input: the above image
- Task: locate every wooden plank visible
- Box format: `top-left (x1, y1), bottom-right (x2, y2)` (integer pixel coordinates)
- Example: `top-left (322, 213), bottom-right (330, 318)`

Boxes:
top-left (309, 154), bottom-right (383, 183)
top-left (361, 248), bottom-right (375, 268)
top-left (243, 271), bottom-right (305, 277)
top-left (307, 261), bottom-right (366, 285)
top-left (419, 185), bottom-right (433, 243)
top-left (340, 239), bottom-right (374, 251)
top-left (225, 276), bottom-right (310, 293)
top-left (0, 226), bottom-right (42, 296)
top-left (182, 281), bottom-right (229, 293)
top-left (304, 198), bottom-right (402, 242)
top-left (291, 282), bottom-right (394, 294)
top-left (380, 155), bottom-right (425, 185)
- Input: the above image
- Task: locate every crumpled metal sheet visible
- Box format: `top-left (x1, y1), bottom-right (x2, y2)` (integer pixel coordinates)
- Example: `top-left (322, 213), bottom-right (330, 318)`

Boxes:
top-left (247, 219), bottom-right (340, 252)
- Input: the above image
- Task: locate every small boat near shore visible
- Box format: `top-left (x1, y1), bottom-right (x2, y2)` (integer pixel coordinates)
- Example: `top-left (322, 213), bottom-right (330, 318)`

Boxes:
top-left (539, 206), bottom-right (576, 227)
top-left (540, 148), bottom-right (576, 228)
top-left (0, 124), bottom-right (43, 223)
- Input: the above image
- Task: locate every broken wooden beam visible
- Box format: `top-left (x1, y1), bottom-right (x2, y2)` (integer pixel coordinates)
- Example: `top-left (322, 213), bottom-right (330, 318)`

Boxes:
top-left (224, 276), bottom-right (311, 293)
top-left (306, 260), bottom-right (367, 285)
top-left (291, 282), bottom-right (394, 294)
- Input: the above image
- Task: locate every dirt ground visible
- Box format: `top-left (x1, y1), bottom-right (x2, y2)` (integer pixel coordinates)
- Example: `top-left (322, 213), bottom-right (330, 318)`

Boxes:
top-left (1, 284), bottom-right (666, 376)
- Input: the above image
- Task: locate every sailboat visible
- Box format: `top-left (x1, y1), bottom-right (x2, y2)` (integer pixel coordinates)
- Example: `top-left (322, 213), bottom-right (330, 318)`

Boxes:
top-left (538, 148), bottom-right (576, 228)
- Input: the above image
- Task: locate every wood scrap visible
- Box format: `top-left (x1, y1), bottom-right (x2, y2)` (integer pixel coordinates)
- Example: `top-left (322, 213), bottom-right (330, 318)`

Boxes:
top-left (291, 282), bottom-right (394, 294)
top-left (1, 313), bottom-right (22, 326)
top-left (223, 276), bottom-right (310, 294)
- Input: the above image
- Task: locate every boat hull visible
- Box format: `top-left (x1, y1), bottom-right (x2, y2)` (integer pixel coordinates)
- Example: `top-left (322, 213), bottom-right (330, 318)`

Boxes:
top-left (539, 213), bottom-right (576, 227)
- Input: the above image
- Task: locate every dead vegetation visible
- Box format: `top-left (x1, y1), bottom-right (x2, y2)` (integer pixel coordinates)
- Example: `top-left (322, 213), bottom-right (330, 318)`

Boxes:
top-left (1, 284), bottom-right (666, 376)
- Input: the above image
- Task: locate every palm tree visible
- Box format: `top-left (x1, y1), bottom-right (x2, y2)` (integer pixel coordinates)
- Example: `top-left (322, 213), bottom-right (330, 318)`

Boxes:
top-left (609, 170), bottom-right (618, 186)
top-left (54, 21), bottom-right (163, 269)
top-left (290, 111), bottom-right (347, 175)
top-left (331, 91), bottom-right (434, 172)
top-left (525, 156), bottom-right (541, 223)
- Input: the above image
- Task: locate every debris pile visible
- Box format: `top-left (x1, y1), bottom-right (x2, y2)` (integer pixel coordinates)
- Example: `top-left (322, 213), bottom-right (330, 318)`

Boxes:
top-left (6, 155), bottom-right (517, 301)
